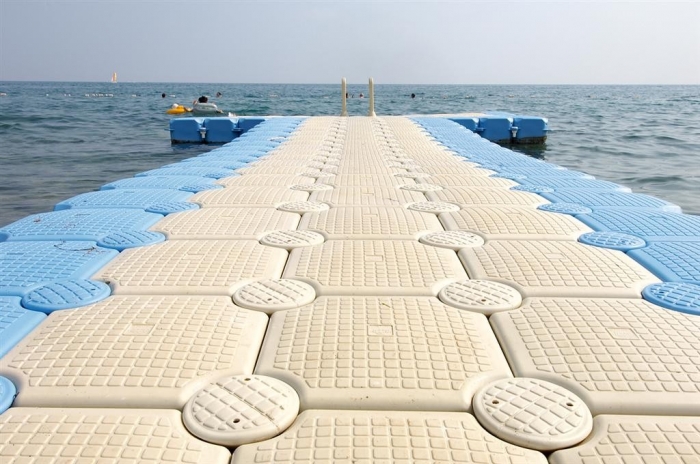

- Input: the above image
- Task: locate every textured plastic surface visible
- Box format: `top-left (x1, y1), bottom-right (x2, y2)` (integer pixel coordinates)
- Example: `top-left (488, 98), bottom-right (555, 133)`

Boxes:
top-left (255, 296), bottom-right (511, 411)
top-left (0, 296), bottom-right (45, 357)
top-left (473, 377), bottom-right (592, 451)
top-left (0, 376), bottom-right (16, 413)
top-left (232, 410), bottom-right (547, 463)
top-left (549, 415), bottom-right (700, 464)
top-left (217, 175), bottom-right (315, 187)
top-left (310, 186), bottom-right (426, 207)
top-left (438, 280), bottom-right (522, 315)
top-left (136, 166), bottom-right (237, 179)
top-left (151, 207), bottom-right (300, 240)
top-left (183, 375), bottom-right (300, 447)
top-left (515, 177), bottom-right (630, 191)
top-left (277, 201), bottom-right (330, 214)
top-left (493, 168), bottom-right (594, 179)
top-left (0, 209), bottom-right (165, 251)
top-left (22, 279), bottom-right (112, 313)
top-left (0, 408), bottom-right (231, 463)
top-left (642, 282), bottom-right (700, 315)
top-left (458, 240), bottom-right (659, 298)
top-left (428, 187), bottom-right (548, 207)
top-left (260, 230), bottom-right (325, 249)
top-left (299, 206), bottom-right (444, 239)
top-left (0, 295), bottom-right (267, 408)
top-left (191, 186), bottom-right (308, 207)
top-left (440, 206), bottom-right (591, 240)
top-left (94, 240), bottom-right (287, 295)
top-left (630, 241), bottom-right (700, 284)
top-left (578, 231), bottom-right (647, 251)
top-left (101, 175), bottom-right (223, 193)
top-left (542, 190), bottom-right (681, 212)
top-left (579, 210), bottom-right (700, 241)
top-left (407, 201), bottom-right (460, 213)
top-left (233, 279), bottom-right (317, 314)
top-left (54, 188), bottom-right (195, 213)
top-left (491, 297), bottom-right (700, 415)
top-left (418, 174), bottom-right (516, 187)
top-left (537, 203), bottom-right (593, 215)
top-left (284, 240), bottom-right (468, 296)
top-left (0, 241), bottom-right (117, 298)
top-left (419, 230), bottom-right (485, 250)
top-left (576, 210), bottom-right (700, 241)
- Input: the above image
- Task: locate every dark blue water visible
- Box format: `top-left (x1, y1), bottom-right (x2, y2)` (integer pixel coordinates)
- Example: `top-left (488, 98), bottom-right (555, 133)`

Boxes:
top-left (0, 82), bottom-right (698, 226)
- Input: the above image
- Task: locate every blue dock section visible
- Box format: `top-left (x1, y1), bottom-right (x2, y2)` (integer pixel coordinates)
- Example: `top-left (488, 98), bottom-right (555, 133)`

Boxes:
top-left (1, 115), bottom-right (698, 463)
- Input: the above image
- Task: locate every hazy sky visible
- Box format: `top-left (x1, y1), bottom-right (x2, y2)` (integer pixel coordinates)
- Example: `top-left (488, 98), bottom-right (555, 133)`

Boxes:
top-left (1, 0), bottom-right (698, 84)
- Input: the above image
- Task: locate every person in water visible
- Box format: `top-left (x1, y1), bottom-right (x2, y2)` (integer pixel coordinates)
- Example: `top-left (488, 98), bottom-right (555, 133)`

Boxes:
top-left (216, 92), bottom-right (222, 97)
top-left (161, 93), bottom-right (166, 98)
top-left (192, 95), bottom-right (223, 113)
top-left (411, 93), bottom-right (416, 99)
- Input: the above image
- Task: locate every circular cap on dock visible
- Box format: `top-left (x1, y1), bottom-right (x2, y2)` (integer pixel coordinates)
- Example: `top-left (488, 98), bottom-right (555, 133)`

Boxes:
top-left (438, 280), bottom-right (522, 315)
top-left (395, 172), bottom-right (432, 179)
top-left (289, 183), bottom-right (333, 192)
top-left (22, 279), bottom-right (112, 314)
top-left (510, 185), bottom-right (555, 194)
top-left (183, 375), bottom-right (300, 447)
top-left (399, 183), bottom-right (444, 192)
top-left (277, 201), bottom-right (330, 214)
top-left (233, 279), bottom-right (316, 313)
top-left (419, 231), bottom-right (484, 250)
top-left (473, 377), bottom-right (592, 451)
top-left (0, 376), bottom-right (17, 414)
top-left (97, 231), bottom-right (165, 251)
top-left (407, 201), bottom-right (460, 214)
top-left (642, 282), bottom-right (700, 316)
top-left (578, 232), bottom-right (647, 251)
top-left (537, 203), bottom-right (593, 216)
top-left (261, 230), bottom-right (325, 249)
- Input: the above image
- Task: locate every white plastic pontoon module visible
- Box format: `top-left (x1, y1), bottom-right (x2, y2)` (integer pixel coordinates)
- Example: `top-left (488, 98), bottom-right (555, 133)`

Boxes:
top-left (492, 298), bottom-right (700, 416)
top-left (428, 187), bottom-right (548, 207)
top-left (231, 410), bottom-right (547, 463)
top-left (233, 279), bottom-right (316, 314)
top-left (255, 296), bottom-right (511, 411)
top-left (327, 174), bottom-right (416, 187)
top-left (94, 240), bottom-right (288, 295)
top-left (399, 183), bottom-right (444, 192)
top-left (260, 230), bottom-right (325, 249)
top-left (298, 206), bottom-right (444, 240)
top-left (190, 186), bottom-right (308, 207)
top-left (419, 230), bottom-right (485, 250)
top-left (549, 415), bottom-right (700, 464)
top-left (0, 408), bottom-right (231, 464)
top-left (310, 186), bottom-right (426, 207)
top-left (473, 378), bottom-right (593, 451)
top-left (458, 240), bottom-right (660, 298)
top-left (0, 295), bottom-right (267, 408)
top-left (183, 375), bottom-right (300, 447)
top-left (216, 175), bottom-right (315, 187)
top-left (439, 206), bottom-right (592, 241)
top-left (150, 207), bottom-right (300, 240)
top-left (438, 280), bottom-right (522, 315)
top-left (283, 240), bottom-right (468, 296)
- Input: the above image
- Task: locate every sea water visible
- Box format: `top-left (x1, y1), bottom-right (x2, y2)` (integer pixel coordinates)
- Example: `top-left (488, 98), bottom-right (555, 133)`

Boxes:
top-left (0, 82), bottom-right (698, 227)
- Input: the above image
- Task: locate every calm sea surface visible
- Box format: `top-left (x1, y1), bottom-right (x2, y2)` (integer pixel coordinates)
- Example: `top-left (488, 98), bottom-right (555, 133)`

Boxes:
top-left (0, 82), bottom-right (698, 226)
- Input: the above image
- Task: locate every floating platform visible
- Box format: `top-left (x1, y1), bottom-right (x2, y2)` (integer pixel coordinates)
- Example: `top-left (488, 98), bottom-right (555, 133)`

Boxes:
top-left (2, 116), bottom-right (700, 463)
top-left (170, 113), bottom-right (549, 145)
